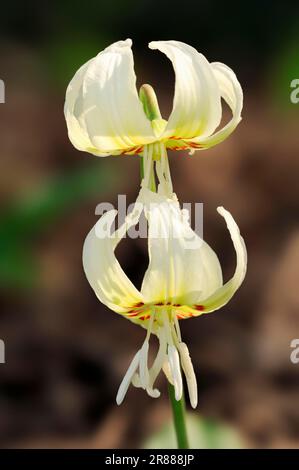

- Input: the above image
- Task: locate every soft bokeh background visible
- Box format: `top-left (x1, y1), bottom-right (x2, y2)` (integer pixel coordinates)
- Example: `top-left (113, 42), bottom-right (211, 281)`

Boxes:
top-left (0, 0), bottom-right (299, 449)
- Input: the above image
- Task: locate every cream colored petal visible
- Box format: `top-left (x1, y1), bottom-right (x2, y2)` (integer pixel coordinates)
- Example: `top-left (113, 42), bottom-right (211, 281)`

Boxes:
top-left (185, 206), bottom-right (247, 315)
top-left (82, 208), bottom-right (144, 315)
top-left (140, 188), bottom-right (222, 304)
top-left (64, 59), bottom-right (98, 153)
top-left (186, 62), bottom-right (243, 150)
top-left (65, 39), bottom-right (155, 156)
top-left (149, 40), bottom-right (222, 141)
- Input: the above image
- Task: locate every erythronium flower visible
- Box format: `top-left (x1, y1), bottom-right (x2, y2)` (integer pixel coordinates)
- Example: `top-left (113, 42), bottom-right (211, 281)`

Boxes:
top-left (64, 39), bottom-right (243, 157)
top-left (82, 145), bottom-right (247, 407)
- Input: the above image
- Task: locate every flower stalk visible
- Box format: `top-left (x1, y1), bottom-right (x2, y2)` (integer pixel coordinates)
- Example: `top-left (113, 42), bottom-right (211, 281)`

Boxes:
top-left (168, 383), bottom-right (189, 449)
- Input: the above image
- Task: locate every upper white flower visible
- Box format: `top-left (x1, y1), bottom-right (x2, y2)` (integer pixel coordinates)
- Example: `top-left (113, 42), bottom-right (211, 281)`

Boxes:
top-left (64, 39), bottom-right (243, 157)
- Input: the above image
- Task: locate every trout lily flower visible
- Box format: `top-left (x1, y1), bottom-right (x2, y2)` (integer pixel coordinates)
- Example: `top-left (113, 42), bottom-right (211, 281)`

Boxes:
top-left (64, 39), bottom-right (243, 157)
top-left (82, 146), bottom-right (247, 407)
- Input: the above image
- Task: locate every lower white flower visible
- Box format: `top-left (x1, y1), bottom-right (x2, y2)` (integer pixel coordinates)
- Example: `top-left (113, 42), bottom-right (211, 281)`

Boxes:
top-left (82, 144), bottom-right (247, 408)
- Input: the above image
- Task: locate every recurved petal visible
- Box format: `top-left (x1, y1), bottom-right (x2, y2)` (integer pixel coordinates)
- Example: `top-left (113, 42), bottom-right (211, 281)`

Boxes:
top-left (149, 40), bottom-right (222, 141)
top-left (65, 39), bottom-right (155, 156)
top-left (140, 188), bottom-right (222, 305)
top-left (82, 208), bottom-right (144, 315)
top-left (64, 59), bottom-right (98, 153)
top-left (186, 62), bottom-right (243, 150)
top-left (182, 206), bottom-right (247, 316)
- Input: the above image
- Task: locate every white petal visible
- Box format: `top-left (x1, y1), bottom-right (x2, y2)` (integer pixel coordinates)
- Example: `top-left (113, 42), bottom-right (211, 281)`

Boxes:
top-left (195, 206), bottom-right (247, 313)
top-left (65, 39), bottom-right (155, 156)
top-left (116, 350), bottom-right (141, 405)
top-left (64, 59), bottom-right (99, 153)
top-left (177, 342), bottom-right (198, 409)
top-left (149, 40), bottom-right (222, 141)
top-left (189, 62), bottom-right (243, 150)
top-left (140, 189), bottom-right (222, 304)
top-left (82, 207), bottom-right (144, 314)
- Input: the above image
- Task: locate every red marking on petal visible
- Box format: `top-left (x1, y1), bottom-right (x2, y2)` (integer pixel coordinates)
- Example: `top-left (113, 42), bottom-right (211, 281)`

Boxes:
top-left (155, 302), bottom-right (164, 306)
top-left (133, 302), bottom-right (144, 307)
top-left (121, 145), bottom-right (144, 156)
top-left (128, 312), bottom-right (139, 317)
top-left (194, 305), bottom-right (205, 311)
top-left (173, 303), bottom-right (181, 307)
top-left (139, 314), bottom-right (150, 321)
top-left (189, 142), bottom-right (202, 149)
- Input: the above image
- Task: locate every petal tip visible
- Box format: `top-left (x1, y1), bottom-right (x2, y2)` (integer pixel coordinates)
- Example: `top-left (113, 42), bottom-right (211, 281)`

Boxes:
top-left (148, 41), bottom-right (158, 50)
top-left (124, 38), bottom-right (132, 47)
top-left (216, 206), bottom-right (226, 216)
top-left (107, 38), bottom-right (132, 52)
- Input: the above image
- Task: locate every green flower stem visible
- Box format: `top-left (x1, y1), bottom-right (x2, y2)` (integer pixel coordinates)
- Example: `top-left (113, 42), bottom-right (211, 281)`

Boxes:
top-left (140, 155), bottom-right (144, 180)
top-left (168, 383), bottom-right (190, 449)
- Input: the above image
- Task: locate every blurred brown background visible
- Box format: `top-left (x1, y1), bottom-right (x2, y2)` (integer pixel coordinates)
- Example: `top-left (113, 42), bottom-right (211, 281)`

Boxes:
top-left (0, 0), bottom-right (299, 449)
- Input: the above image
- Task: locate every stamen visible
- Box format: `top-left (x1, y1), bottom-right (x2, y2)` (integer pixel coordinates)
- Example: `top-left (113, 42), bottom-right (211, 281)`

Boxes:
top-left (162, 309), bottom-right (173, 345)
top-left (139, 340), bottom-right (149, 389)
top-left (154, 143), bottom-right (173, 198)
top-left (163, 148), bottom-right (173, 194)
top-left (168, 344), bottom-right (183, 401)
top-left (174, 314), bottom-right (182, 343)
top-left (177, 342), bottom-right (198, 409)
top-left (135, 309), bottom-right (159, 396)
top-left (116, 350), bottom-right (141, 405)
top-left (143, 144), bottom-right (154, 190)
top-left (146, 309), bottom-right (155, 340)
top-left (160, 143), bottom-right (173, 195)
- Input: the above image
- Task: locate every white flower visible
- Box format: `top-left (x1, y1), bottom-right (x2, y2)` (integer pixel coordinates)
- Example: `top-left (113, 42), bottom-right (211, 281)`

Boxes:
top-left (82, 145), bottom-right (247, 407)
top-left (64, 39), bottom-right (243, 157)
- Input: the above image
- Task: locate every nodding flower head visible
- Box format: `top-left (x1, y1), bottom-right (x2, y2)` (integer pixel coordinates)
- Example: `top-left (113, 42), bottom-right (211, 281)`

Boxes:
top-left (64, 39), bottom-right (243, 157)
top-left (82, 144), bottom-right (247, 407)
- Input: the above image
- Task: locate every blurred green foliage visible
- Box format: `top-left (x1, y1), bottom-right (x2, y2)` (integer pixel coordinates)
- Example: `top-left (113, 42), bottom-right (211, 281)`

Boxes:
top-left (269, 35), bottom-right (299, 111)
top-left (143, 414), bottom-right (244, 449)
top-left (0, 163), bottom-right (119, 290)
